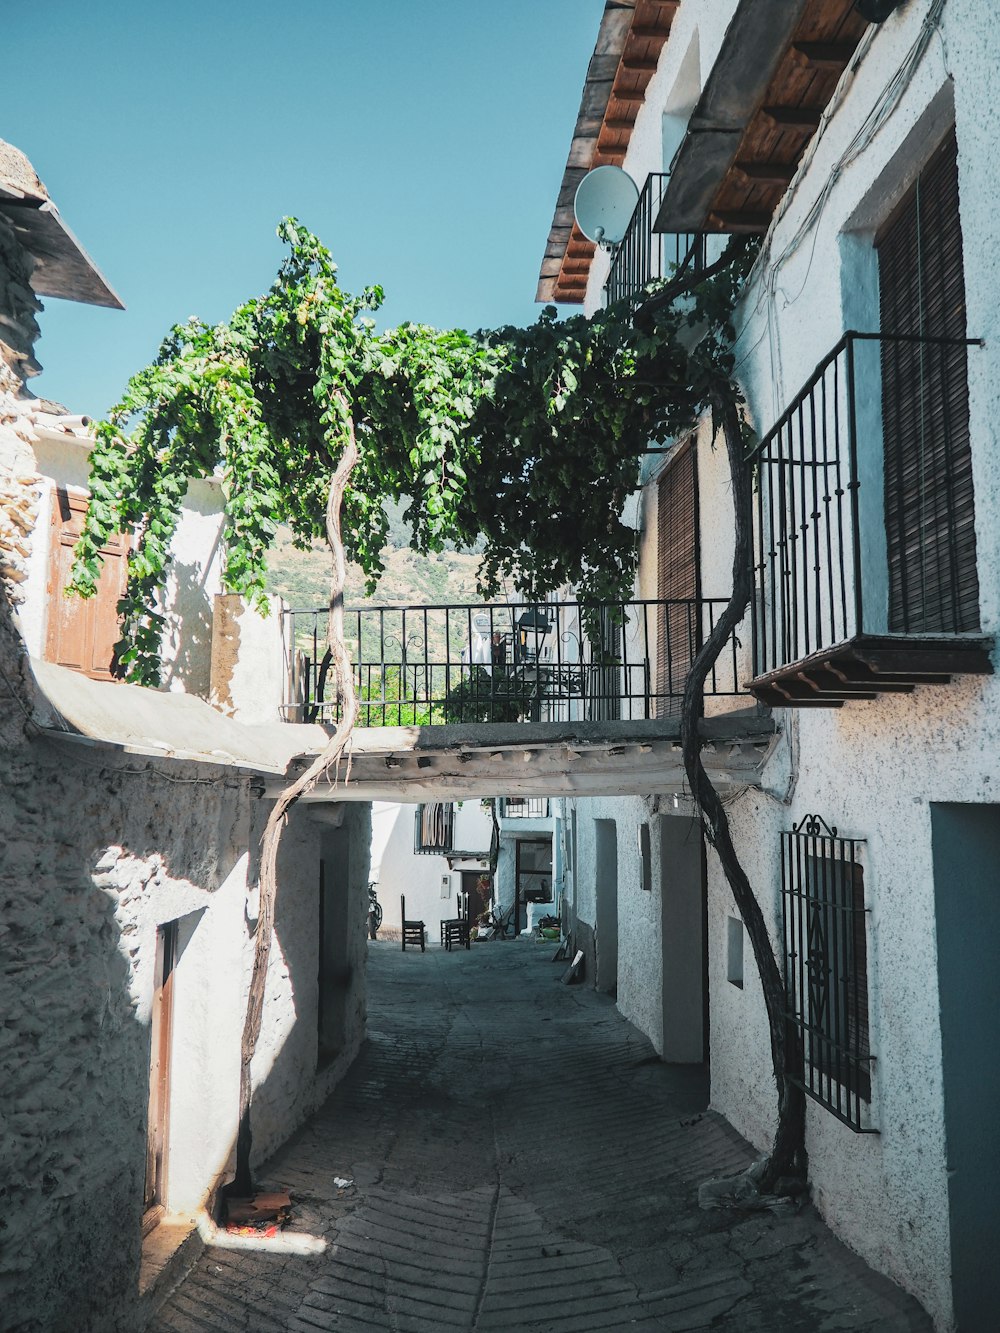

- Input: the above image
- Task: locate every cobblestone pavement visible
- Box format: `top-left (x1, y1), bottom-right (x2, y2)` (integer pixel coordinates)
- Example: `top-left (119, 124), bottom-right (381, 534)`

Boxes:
top-left (152, 940), bottom-right (932, 1332)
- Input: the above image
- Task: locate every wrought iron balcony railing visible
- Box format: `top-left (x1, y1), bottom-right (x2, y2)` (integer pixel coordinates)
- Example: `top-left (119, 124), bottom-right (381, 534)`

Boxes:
top-left (604, 172), bottom-right (705, 306)
top-left (748, 331), bottom-right (991, 706)
top-left (283, 597), bottom-right (744, 727)
top-left (500, 797), bottom-right (550, 820)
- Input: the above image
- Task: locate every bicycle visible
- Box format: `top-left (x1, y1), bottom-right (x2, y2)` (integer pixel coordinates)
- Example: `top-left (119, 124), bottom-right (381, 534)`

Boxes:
top-left (368, 882), bottom-right (383, 939)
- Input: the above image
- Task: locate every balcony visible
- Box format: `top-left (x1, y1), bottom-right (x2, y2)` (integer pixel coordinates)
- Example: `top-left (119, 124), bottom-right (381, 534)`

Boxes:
top-left (604, 173), bottom-right (705, 306)
top-left (284, 597), bottom-right (744, 728)
top-left (748, 332), bottom-right (992, 707)
top-left (500, 798), bottom-right (551, 820)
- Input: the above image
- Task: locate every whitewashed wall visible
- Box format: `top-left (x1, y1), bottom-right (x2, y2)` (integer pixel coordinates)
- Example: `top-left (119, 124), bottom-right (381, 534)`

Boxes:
top-left (370, 800), bottom-right (492, 939)
top-left (0, 578), bottom-right (370, 1330)
top-left (567, 1), bottom-right (1000, 1326)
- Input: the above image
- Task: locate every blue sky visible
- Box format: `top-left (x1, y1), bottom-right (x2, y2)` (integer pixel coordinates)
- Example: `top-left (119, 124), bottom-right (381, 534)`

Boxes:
top-left (6, 1), bottom-right (604, 417)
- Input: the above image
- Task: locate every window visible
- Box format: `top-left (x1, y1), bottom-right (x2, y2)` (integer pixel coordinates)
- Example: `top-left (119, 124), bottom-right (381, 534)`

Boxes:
top-left (726, 916), bottom-right (744, 989)
top-left (782, 816), bottom-right (874, 1131)
top-left (414, 802), bottom-right (455, 854)
top-left (656, 439), bottom-right (699, 717)
top-left (877, 128), bottom-right (979, 635)
top-left (45, 486), bottom-right (128, 679)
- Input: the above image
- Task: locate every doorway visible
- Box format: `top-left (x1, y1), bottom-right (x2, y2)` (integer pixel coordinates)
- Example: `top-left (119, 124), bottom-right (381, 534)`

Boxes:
top-left (514, 839), bottom-right (553, 934)
top-left (930, 804), bottom-right (1000, 1329)
top-left (659, 816), bottom-right (707, 1063)
top-left (594, 820), bottom-right (618, 994)
top-left (144, 919), bottom-right (178, 1232)
top-left (461, 869), bottom-right (491, 925)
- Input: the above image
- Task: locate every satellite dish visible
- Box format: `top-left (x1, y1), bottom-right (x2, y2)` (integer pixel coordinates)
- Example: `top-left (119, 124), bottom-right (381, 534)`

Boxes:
top-left (574, 166), bottom-right (639, 248)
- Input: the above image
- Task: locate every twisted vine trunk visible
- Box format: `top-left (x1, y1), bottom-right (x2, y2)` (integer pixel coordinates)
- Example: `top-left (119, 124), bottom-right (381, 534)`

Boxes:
top-left (680, 396), bottom-right (805, 1192)
top-left (230, 408), bottom-right (360, 1198)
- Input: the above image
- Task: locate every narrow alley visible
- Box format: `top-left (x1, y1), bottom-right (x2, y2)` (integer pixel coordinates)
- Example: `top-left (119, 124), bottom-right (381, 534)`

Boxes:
top-left (151, 942), bottom-right (930, 1333)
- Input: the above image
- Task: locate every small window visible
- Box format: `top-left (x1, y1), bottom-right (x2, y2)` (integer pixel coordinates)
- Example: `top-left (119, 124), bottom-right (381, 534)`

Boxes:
top-left (414, 802), bottom-right (455, 854)
top-left (782, 816), bottom-right (874, 1132)
top-left (638, 823), bottom-right (652, 892)
top-left (726, 917), bottom-right (744, 988)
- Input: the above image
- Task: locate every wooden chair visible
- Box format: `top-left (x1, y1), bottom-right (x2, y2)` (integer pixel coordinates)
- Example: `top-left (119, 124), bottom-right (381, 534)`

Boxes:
top-left (442, 918), bottom-right (470, 951)
top-left (400, 896), bottom-right (425, 952)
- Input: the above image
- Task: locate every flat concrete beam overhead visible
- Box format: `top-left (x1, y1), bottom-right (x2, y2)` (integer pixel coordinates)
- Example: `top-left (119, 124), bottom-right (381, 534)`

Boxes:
top-left (267, 712), bottom-right (779, 803)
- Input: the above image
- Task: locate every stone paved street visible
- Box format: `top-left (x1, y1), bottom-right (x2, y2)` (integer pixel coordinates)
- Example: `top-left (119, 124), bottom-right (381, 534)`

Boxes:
top-left (152, 940), bottom-right (932, 1332)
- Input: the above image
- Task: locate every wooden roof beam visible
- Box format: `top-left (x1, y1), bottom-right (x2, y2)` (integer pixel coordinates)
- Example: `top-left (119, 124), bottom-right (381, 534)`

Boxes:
top-left (620, 55), bottom-right (659, 72)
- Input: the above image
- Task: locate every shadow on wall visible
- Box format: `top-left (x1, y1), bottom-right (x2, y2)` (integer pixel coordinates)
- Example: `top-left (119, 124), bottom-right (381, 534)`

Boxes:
top-left (160, 557), bottom-right (216, 698)
top-left (2, 573), bottom-right (373, 1332)
top-left (2, 748), bottom-right (369, 1331)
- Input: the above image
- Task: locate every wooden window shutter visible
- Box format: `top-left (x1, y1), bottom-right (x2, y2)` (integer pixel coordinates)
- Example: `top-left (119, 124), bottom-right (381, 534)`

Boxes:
top-left (877, 128), bottom-right (979, 634)
top-left (656, 439), bottom-right (699, 715)
top-left (45, 487), bottom-right (129, 679)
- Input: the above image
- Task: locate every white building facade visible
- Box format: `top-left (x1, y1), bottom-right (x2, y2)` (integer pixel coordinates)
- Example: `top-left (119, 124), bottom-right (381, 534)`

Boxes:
top-left (0, 138), bottom-right (373, 1330)
top-left (543, 2), bottom-right (1000, 1328)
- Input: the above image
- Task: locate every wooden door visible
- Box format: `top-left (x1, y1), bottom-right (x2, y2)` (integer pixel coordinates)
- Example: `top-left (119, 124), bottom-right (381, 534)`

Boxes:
top-left (45, 486), bottom-right (128, 679)
top-left (656, 440), bottom-right (699, 715)
top-left (144, 920), bottom-right (177, 1228)
top-left (877, 129), bottom-right (979, 634)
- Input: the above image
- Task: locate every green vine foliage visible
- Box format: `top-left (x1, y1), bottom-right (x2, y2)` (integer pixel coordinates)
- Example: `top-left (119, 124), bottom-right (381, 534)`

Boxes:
top-left (69, 219), bottom-right (756, 685)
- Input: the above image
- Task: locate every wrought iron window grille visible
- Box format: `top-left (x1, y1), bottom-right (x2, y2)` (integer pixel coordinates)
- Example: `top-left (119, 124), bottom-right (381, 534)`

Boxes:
top-left (414, 802), bottom-right (456, 856)
top-left (500, 798), bottom-right (550, 820)
top-left (781, 814), bottom-right (876, 1133)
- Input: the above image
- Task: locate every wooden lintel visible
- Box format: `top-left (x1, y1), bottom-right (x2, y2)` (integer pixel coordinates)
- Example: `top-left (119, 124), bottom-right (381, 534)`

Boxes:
top-left (791, 41), bottom-right (856, 69)
top-left (762, 105), bottom-right (824, 132)
top-left (733, 161), bottom-right (796, 186)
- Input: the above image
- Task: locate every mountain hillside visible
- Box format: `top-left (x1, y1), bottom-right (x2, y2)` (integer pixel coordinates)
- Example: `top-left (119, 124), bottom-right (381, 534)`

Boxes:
top-left (265, 529), bottom-right (484, 611)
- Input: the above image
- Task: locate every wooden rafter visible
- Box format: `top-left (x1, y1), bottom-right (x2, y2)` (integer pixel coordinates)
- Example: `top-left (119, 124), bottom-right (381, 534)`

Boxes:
top-left (538, 0), bottom-right (679, 305)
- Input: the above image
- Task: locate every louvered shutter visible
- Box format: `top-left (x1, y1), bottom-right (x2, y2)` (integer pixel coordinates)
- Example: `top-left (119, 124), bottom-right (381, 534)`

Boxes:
top-left (877, 129), bottom-right (979, 634)
top-left (656, 440), bottom-right (699, 716)
top-left (45, 487), bottom-right (128, 679)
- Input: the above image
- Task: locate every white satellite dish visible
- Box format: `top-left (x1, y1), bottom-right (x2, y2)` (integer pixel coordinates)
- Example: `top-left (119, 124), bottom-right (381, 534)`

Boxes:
top-left (574, 166), bottom-right (639, 248)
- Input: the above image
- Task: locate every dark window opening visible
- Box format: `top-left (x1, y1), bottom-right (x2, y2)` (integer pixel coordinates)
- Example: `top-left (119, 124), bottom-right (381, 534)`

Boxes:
top-left (782, 816), bottom-right (874, 1132)
top-left (877, 128), bottom-right (979, 635)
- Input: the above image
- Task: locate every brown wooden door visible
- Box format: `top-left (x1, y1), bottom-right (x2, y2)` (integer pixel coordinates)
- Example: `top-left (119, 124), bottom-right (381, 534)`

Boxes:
top-left (45, 486), bottom-right (129, 679)
top-left (144, 920), bottom-right (178, 1225)
top-left (656, 439), bottom-right (699, 715)
top-left (877, 129), bottom-right (979, 634)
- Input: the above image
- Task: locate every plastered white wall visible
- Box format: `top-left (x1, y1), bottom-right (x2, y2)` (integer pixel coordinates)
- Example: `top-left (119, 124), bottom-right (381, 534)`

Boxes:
top-left (370, 800), bottom-right (491, 938)
top-left (569, 2), bottom-right (1000, 1325)
top-left (16, 429), bottom-right (228, 699)
top-left (0, 582), bottom-right (371, 1330)
top-left (209, 591), bottom-right (290, 725)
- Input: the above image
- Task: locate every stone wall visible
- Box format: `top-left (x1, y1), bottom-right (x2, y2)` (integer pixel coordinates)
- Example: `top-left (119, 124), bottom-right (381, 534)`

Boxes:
top-left (0, 583), bottom-right (370, 1332)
